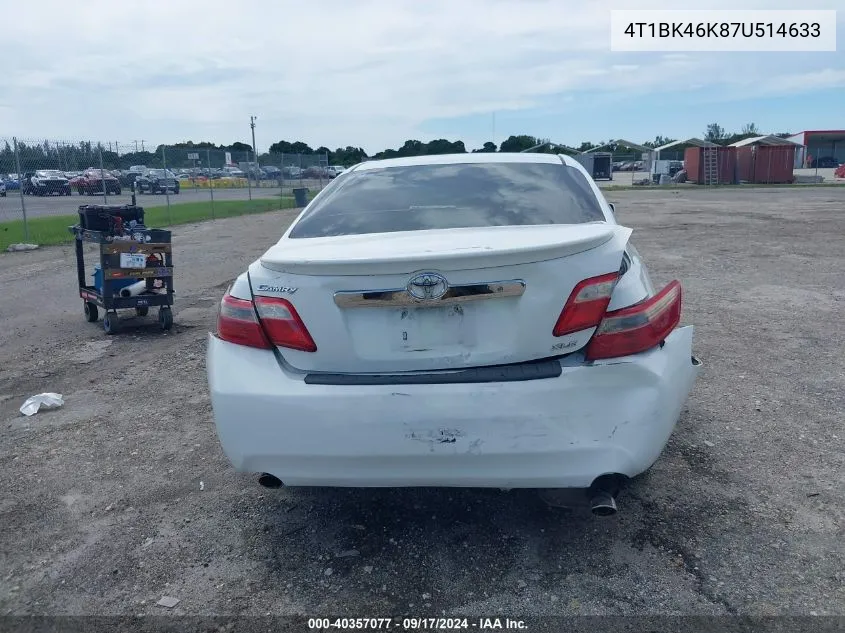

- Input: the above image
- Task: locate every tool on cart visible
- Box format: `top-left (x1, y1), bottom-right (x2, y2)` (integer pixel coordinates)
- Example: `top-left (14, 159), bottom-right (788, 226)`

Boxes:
top-left (69, 204), bottom-right (175, 335)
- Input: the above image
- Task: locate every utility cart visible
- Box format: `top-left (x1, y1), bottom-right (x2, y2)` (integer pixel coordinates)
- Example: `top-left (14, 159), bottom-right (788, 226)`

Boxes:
top-left (70, 204), bottom-right (175, 334)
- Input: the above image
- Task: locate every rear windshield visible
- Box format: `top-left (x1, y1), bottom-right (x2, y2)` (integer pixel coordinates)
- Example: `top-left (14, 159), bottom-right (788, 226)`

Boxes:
top-left (288, 162), bottom-right (605, 238)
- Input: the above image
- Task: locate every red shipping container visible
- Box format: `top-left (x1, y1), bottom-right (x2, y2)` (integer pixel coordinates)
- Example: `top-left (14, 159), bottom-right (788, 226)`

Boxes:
top-left (684, 147), bottom-right (737, 184)
top-left (754, 145), bottom-right (795, 184)
top-left (736, 147), bottom-right (754, 182)
top-left (736, 145), bottom-right (795, 183)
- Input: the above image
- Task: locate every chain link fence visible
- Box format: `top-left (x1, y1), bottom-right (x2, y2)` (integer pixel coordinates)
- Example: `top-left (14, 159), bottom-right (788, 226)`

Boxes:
top-left (604, 152), bottom-right (653, 186)
top-left (4, 136), bottom-right (835, 247)
top-left (0, 138), bottom-right (331, 246)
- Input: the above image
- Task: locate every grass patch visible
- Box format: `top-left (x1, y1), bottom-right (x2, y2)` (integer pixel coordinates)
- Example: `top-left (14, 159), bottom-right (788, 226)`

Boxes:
top-left (0, 197), bottom-right (303, 251)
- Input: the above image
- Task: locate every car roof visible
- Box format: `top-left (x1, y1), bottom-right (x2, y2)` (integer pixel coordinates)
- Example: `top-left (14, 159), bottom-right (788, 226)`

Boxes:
top-left (353, 152), bottom-right (574, 171)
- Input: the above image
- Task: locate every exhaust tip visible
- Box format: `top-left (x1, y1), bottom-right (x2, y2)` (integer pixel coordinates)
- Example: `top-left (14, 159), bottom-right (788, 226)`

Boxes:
top-left (589, 492), bottom-right (618, 516)
top-left (587, 473), bottom-right (625, 516)
top-left (258, 473), bottom-right (283, 488)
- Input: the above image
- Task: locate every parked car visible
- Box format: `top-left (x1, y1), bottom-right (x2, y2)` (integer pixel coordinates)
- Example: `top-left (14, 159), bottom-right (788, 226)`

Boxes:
top-left (70, 168), bottom-right (122, 195)
top-left (811, 156), bottom-right (841, 168)
top-left (206, 153), bottom-right (701, 515)
top-left (303, 166), bottom-right (329, 178)
top-left (261, 166), bottom-right (282, 179)
top-left (0, 181), bottom-right (5, 197)
top-left (238, 163), bottom-right (264, 179)
top-left (2, 174), bottom-right (20, 190)
top-left (23, 170), bottom-right (72, 196)
top-left (283, 166), bottom-right (303, 179)
top-left (118, 170), bottom-right (144, 187)
top-left (136, 169), bottom-right (180, 194)
top-left (223, 166), bottom-right (246, 178)
top-left (327, 165), bottom-right (346, 179)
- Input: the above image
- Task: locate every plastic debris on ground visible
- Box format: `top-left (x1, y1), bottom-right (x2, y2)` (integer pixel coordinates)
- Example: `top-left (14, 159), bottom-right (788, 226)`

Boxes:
top-left (6, 243), bottom-right (40, 252)
top-left (156, 596), bottom-right (180, 608)
top-left (20, 393), bottom-right (64, 416)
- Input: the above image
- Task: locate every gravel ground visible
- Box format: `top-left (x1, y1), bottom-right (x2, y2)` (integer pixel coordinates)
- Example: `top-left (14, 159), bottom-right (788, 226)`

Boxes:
top-left (1, 186), bottom-right (844, 619)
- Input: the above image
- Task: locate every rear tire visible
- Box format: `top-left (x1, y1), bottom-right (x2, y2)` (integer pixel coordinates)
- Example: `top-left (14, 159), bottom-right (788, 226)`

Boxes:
top-left (103, 311), bottom-right (120, 334)
top-left (158, 306), bottom-right (173, 331)
top-left (84, 301), bottom-right (99, 322)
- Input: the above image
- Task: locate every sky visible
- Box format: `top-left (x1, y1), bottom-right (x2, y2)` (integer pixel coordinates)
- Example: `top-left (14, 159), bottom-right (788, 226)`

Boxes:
top-left (0, 0), bottom-right (842, 154)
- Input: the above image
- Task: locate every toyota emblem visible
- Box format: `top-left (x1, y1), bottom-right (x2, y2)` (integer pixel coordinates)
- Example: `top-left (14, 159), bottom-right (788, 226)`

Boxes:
top-left (407, 272), bottom-right (449, 301)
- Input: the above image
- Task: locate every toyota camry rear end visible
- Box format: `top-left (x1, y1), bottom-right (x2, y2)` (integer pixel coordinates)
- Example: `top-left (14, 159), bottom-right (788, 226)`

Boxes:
top-left (206, 153), bottom-right (701, 506)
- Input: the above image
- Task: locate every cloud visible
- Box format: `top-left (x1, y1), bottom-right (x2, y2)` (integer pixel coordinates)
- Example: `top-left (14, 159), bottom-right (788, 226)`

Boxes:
top-left (754, 68), bottom-right (845, 95)
top-left (0, 0), bottom-right (842, 152)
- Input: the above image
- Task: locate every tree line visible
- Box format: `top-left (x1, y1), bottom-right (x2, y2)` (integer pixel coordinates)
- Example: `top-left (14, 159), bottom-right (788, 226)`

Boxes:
top-left (1, 123), bottom-right (790, 174)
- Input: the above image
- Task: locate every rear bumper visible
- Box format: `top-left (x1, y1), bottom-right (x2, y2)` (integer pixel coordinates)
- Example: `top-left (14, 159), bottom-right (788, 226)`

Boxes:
top-left (207, 326), bottom-right (700, 488)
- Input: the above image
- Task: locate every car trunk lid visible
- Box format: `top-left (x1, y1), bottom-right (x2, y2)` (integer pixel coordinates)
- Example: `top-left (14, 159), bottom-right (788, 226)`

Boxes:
top-left (259, 224), bottom-right (616, 276)
top-left (250, 224), bottom-right (632, 374)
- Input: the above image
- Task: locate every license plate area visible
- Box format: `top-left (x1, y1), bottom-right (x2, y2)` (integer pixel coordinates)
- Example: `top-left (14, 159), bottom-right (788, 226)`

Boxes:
top-left (390, 305), bottom-right (473, 352)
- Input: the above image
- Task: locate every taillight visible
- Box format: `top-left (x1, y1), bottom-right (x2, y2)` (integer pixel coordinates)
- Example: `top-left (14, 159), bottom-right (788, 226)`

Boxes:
top-left (553, 272), bottom-right (619, 337)
top-left (585, 281), bottom-right (682, 361)
top-left (217, 293), bottom-right (272, 349)
top-left (216, 292), bottom-right (317, 352)
top-left (254, 296), bottom-right (317, 352)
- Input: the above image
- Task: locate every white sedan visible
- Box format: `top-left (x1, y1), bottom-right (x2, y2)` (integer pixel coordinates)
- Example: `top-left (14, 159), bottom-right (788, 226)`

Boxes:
top-left (207, 152), bottom-right (701, 515)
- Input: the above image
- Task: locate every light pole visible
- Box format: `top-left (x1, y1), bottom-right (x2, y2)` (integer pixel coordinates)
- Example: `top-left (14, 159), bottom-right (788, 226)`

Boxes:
top-left (250, 115), bottom-right (259, 169)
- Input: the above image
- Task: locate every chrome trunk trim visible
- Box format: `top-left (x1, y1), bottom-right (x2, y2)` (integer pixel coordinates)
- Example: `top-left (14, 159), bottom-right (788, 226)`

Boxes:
top-left (334, 280), bottom-right (526, 308)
